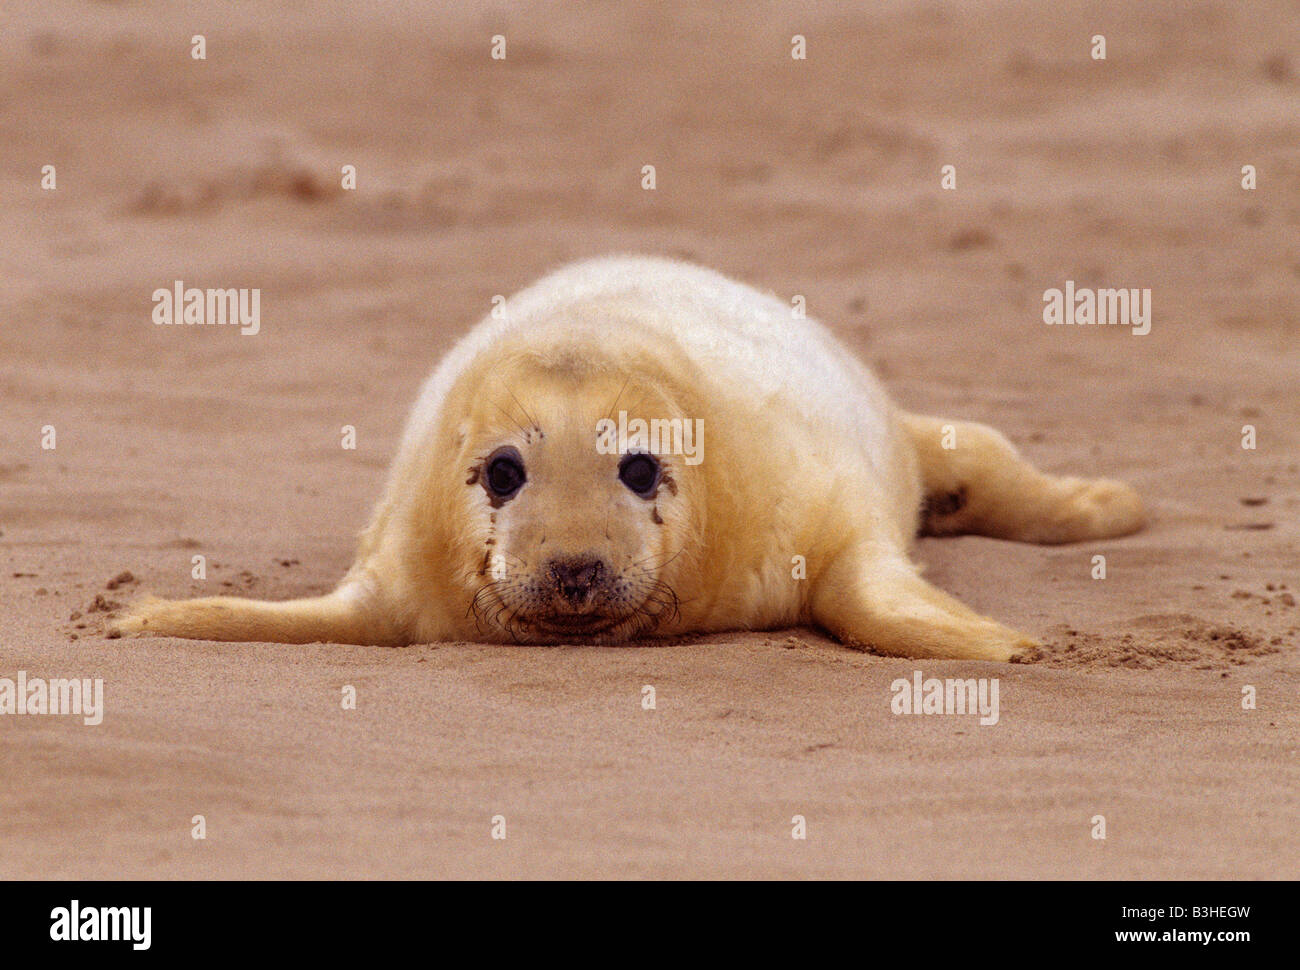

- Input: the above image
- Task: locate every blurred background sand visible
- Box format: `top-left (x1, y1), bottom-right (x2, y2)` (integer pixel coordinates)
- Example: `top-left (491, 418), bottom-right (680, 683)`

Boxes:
top-left (1, 0), bottom-right (1297, 878)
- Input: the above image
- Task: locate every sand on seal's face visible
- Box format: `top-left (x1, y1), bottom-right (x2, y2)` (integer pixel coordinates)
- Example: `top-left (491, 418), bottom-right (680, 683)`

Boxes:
top-left (1, 0), bottom-right (1296, 879)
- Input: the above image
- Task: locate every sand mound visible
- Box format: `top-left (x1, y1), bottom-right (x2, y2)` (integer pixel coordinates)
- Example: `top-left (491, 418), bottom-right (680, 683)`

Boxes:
top-left (1040, 614), bottom-right (1282, 669)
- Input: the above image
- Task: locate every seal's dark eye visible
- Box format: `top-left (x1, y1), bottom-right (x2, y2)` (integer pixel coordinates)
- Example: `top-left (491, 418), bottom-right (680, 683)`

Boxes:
top-left (618, 453), bottom-right (660, 497)
top-left (485, 447), bottom-right (526, 499)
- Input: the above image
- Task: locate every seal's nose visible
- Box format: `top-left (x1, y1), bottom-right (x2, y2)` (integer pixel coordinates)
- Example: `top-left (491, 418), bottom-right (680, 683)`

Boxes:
top-left (550, 558), bottom-right (604, 605)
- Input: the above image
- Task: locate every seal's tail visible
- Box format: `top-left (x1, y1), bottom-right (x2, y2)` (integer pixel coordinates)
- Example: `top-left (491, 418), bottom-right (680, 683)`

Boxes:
top-left (109, 585), bottom-right (393, 646)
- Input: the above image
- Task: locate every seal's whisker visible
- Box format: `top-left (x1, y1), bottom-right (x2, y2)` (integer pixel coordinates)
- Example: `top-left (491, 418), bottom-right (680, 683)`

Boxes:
top-left (628, 546), bottom-right (685, 572)
top-left (603, 374), bottom-right (632, 423)
top-left (491, 399), bottom-right (532, 440)
top-left (504, 385), bottom-right (540, 433)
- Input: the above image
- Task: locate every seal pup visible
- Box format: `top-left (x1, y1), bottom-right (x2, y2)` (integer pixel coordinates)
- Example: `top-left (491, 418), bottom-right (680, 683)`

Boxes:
top-left (115, 256), bottom-right (1143, 661)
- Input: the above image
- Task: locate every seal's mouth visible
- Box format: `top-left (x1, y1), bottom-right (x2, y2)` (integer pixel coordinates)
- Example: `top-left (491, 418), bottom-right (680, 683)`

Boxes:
top-left (469, 576), bottom-right (681, 645)
top-left (530, 612), bottom-right (621, 635)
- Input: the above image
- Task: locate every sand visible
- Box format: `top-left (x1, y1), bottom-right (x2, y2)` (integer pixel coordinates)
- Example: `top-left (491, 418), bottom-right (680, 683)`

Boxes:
top-left (1, 0), bottom-right (1296, 879)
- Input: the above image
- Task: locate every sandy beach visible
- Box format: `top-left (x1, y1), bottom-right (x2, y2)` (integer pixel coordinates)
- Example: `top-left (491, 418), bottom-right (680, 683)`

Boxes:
top-left (1, 0), bottom-right (1296, 878)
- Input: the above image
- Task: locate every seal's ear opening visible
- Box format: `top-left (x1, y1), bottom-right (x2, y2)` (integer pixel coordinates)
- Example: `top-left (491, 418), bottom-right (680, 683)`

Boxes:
top-left (108, 583), bottom-right (394, 646)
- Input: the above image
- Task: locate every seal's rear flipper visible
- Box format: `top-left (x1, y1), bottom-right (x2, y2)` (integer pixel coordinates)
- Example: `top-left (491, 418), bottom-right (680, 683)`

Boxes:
top-left (110, 586), bottom-right (394, 646)
top-left (901, 413), bottom-right (1144, 545)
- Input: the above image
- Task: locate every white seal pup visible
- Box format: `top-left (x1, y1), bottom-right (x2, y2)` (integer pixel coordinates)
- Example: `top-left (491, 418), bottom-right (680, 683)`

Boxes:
top-left (115, 256), bottom-right (1143, 660)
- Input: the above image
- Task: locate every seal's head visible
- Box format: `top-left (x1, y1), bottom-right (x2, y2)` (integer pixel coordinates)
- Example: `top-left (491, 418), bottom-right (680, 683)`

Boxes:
top-left (443, 349), bottom-right (703, 644)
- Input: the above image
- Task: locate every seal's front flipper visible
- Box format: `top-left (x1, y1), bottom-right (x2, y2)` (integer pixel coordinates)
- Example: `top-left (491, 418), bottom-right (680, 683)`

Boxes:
top-left (811, 552), bottom-right (1038, 662)
top-left (109, 584), bottom-right (396, 646)
top-left (901, 413), bottom-right (1144, 545)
